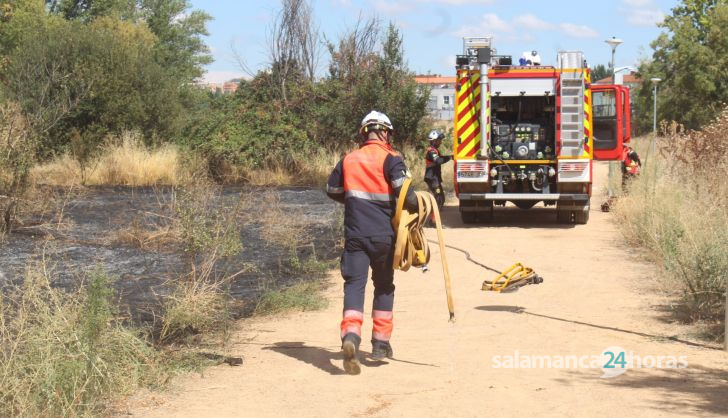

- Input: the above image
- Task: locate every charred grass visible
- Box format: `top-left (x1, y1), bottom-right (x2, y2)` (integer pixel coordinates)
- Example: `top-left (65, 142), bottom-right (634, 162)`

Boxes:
top-left (0, 178), bottom-right (339, 414)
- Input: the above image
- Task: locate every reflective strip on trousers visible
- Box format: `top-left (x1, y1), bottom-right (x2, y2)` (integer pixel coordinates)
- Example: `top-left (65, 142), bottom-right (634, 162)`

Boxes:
top-left (340, 309), bottom-right (364, 338)
top-left (372, 310), bottom-right (393, 341)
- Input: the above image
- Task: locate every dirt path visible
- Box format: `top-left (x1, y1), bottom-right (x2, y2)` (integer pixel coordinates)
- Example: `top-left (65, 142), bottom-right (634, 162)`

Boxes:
top-left (127, 162), bottom-right (728, 417)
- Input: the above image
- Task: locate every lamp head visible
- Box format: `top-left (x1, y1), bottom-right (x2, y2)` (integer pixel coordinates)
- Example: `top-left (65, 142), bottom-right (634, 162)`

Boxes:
top-left (650, 77), bottom-right (662, 85)
top-left (605, 37), bottom-right (624, 51)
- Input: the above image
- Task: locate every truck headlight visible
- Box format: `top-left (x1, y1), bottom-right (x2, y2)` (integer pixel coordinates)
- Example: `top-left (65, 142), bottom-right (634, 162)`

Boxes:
top-left (490, 168), bottom-right (498, 177)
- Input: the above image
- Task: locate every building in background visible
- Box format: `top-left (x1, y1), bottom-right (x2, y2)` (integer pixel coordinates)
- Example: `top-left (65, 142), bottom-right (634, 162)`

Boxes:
top-left (594, 71), bottom-right (640, 89)
top-left (222, 81), bottom-right (239, 94)
top-left (194, 79), bottom-right (241, 94)
top-left (414, 75), bottom-right (456, 121)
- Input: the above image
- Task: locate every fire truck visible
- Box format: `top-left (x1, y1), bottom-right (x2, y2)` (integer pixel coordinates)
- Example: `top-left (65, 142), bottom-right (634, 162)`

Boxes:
top-left (453, 37), bottom-right (631, 224)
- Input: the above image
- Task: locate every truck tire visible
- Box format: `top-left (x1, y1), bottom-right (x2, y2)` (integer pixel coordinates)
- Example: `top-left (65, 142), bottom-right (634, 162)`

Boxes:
top-left (513, 200), bottom-right (537, 210)
top-left (461, 211), bottom-right (478, 224)
top-left (556, 202), bottom-right (590, 224)
top-left (556, 209), bottom-right (571, 223)
top-left (459, 201), bottom-right (493, 224)
top-left (574, 203), bottom-right (590, 224)
top-left (478, 203), bottom-right (494, 222)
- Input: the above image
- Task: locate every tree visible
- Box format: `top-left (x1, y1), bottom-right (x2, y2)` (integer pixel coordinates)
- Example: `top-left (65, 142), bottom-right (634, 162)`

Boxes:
top-left (45, 0), bottom-right (213, 83)
top-left (590, 64), bottom-right (610, 83)
top-left (635, 0), bottom-right (728, 132)
top-left (319, 20), bottom-right (429, 147)
top-left (267, 0), bottom-right (320, 106)
top-left (5, 14), bottom-right (181, 152)
top-left (4, 17), bottom-right (94, 139)
top-left (376, 23), bottom-right (429, 147)
top-left (0, 0), bottom-right (212, 153)
top-left (141, 0), bottom-right (212, 83)
top-left (45, 0), bottom-right (136, 20)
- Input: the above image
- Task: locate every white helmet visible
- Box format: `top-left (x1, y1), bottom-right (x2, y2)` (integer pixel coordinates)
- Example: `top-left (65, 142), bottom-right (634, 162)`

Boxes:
top-left (428, 130), bottom-right (444, 142)
top-left (360, 110), bottom-right (393, 134)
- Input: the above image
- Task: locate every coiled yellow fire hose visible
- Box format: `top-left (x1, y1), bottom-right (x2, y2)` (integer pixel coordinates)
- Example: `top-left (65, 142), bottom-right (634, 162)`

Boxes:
top-left (481, 263), bottom-right (543, 292)
top-left (392, 177), bottom-right (455, 322)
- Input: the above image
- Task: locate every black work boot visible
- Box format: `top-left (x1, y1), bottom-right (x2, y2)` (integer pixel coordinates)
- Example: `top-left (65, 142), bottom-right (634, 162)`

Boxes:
top-left (371, 339), bottom-right (394, 360)
top-left (341, 333), bottom-right (361, 375)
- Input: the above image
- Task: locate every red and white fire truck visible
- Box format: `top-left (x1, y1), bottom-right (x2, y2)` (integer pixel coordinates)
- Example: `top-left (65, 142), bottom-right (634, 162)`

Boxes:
top-left (453, 37), bottom-right (631, 224)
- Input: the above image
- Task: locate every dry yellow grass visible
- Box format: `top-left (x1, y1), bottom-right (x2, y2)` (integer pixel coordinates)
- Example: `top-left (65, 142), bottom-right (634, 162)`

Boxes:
top-left (109, 224), bottom-right (179, 251)
top-left (89, 135), bottom-right (180, 185)
top-left (614, 118), bottom-right (728, 327)
top-left (240, 148), bottom-right (343, 187)
top-left (33, 133), bottom-right (185, 186)
top-left (31, 134), bottom-right (452, 191)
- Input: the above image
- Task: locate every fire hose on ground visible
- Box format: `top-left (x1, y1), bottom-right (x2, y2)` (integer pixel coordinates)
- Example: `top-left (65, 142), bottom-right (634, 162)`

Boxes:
top-left (391, 177), bottom-right (544, 321)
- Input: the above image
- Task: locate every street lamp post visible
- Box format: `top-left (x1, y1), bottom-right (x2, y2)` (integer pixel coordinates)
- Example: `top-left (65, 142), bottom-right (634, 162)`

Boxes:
top-left (646, 77), bottom-right (662, 171)
top-left (605, 37), bottom-right (623, 197)
top-left (650, 77), bottom-right (661, 133)
top-left (605, 37), bottom-right (623, 84)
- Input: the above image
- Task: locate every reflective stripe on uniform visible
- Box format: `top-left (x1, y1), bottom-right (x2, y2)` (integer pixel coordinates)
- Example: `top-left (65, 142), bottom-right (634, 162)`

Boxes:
top-left (372, 310), bottom-right (393, 341)
top-left (327, 185), bottom-right (344, 194)
top-left (341, 309), bottom-right (364, 338)
top-left (345, 190), bottom-right (394, 202)
top-left (391, 176), bottom-right (407, 189)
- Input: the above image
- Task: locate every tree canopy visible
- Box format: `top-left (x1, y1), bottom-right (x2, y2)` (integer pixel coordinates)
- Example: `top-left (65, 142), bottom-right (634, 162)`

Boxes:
top-left (0, 0), bottom-right (211, 151)
top-left (636, 0), bottom-right (728, 132)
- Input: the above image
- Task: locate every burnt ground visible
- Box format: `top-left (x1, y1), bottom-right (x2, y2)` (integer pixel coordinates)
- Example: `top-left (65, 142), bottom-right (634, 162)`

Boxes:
top-left (0, 185), bottom-right (342, 323)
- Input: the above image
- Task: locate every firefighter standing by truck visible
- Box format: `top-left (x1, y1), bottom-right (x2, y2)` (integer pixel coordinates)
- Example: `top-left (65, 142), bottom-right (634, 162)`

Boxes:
top-left (424, 130), bottom-right (452, 211)
top-left (621, 144), bottom-right (642, 185)
top-left (326, 110), bottom-right (419, 375)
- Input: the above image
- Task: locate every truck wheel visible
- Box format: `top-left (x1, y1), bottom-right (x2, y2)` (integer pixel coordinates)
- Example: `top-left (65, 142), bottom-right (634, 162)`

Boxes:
top-left (514, 201), bottom-right (537, 210)
top-left (556, 209), bottom-right (571, 223)
top-left (477, 203), bottom-right (494, 222)
top-left (574, 204), bottom-right (590, 224)
top-left (461, 211), bottom-right (478, 224)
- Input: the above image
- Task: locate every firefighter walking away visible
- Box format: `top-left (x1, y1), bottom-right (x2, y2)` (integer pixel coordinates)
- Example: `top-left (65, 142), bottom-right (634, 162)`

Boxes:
top-left (326, 110), bottom-right (419, 375)
top-left (424, 130), bottom-right (452, 214)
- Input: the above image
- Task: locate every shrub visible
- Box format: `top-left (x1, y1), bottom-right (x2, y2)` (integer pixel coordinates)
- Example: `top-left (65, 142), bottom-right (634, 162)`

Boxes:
top-left (0, 265), bottom-right (161, 416)
top-left (0, 103), bottom-right (38, 233)
top-left (614, 110), bottom-right (728, 330)
top-left (159, 256), bottom-right (232, 344)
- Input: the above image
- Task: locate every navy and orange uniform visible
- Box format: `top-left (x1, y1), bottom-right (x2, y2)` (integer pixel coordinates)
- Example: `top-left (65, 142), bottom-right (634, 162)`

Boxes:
top-left (424, 145), bottom-right (451, 209)
top-left (326, 139), bottom-right (417, 346)
top-left (621, 146), bottom-right (641, 176)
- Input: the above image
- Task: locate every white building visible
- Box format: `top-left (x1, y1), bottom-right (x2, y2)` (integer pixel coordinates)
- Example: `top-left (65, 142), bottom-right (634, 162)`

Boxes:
top-left (415, 75), bottom-right (456, 121)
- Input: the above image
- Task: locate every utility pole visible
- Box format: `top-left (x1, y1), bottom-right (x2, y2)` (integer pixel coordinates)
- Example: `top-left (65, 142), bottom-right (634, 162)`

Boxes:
top-left (605, 37), bottom-right (623, 197)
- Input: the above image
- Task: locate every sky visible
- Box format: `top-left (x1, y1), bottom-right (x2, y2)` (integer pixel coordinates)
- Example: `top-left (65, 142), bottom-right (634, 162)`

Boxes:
top-left (189, 0), bottom-right (680, 84)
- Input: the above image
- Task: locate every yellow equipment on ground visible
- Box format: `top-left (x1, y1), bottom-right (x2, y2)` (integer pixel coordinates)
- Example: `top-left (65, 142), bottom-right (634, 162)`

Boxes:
top-left (482, 263), bottom-right (543, 292)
